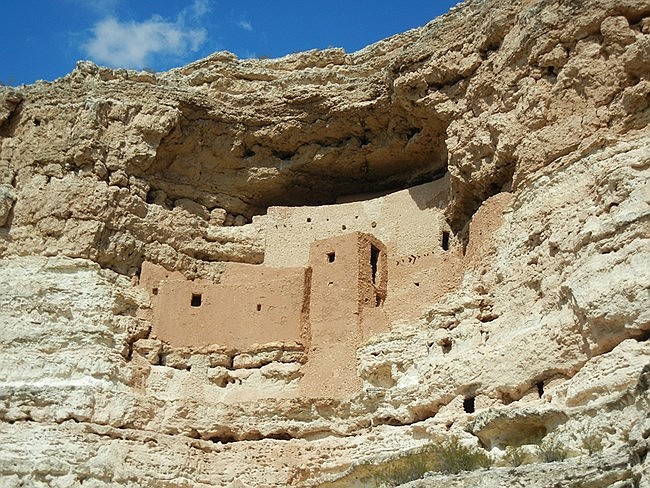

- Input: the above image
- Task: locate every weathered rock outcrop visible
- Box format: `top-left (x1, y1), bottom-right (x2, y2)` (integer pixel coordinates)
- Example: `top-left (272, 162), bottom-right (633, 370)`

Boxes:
top-left (0, 0), bottom-right (648, 486)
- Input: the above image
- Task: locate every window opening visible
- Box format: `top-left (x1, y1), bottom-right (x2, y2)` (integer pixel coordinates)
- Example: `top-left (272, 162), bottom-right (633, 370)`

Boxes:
top-left (442, 231), bottom-right (450, 251)
top-left (257, 304), bottom-right (262, 312)
top-left (463, 397), bottom-right (475, 413)
top-left (327, 252), bottom-right (336, 263)
top-left (191, 293), bottom-right (202, 307)
top-left (370, 245), bottom-right (380, 284)
top-left (152, 287), bottom-right (158, 296)
top-left (307, 217), bottom-right (311, 222)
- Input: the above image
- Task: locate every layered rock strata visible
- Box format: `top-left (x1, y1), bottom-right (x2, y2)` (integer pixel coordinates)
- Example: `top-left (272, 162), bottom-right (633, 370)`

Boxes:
top-left (0, 0), bottom-right (649, 486)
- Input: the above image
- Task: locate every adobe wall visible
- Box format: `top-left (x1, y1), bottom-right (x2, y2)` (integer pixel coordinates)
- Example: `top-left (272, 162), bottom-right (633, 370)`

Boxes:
top-left (263, 175), bottom-right (451, 268)
top-left (137, 191), bottom-right (511, 399)
top-left (140, 261), bottom-right (188, 294)
top-left (464, 192), bottom-right (513, 268)
top-left (263, 175), bottom-right (468, 326)
top-left (143, 262), bottom-right (310, 350)
top-left (299, 232), bottom-right (389, 397)
top-left (384, 246), bottom-right (465, 323)
top-left (306, 232), bottom-right (387, 328)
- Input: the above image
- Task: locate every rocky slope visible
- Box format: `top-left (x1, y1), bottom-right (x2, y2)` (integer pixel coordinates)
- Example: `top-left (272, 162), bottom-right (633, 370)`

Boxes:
top-left (0, 0), bottom-right (649, 486)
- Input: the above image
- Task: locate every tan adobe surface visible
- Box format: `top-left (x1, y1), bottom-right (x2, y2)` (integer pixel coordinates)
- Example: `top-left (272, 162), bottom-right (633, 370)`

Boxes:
top-left (141, 231), bottom-right (392, 398)
top-left (139, 181), bottom-right (512, 398)
top-left (300, 232), bottom-right (389, 397)
top-left (263, 176), bottom-right (451, 268)
top-left (144, 261), bottom-right (310, 350)
top-left (262, 176), bottom-right (463, 326)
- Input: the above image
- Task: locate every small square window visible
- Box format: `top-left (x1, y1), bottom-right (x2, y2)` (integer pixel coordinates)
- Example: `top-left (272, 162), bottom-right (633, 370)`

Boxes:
top-left (327, 252), bottom-right (336, 263)
top-left (191, 293), bottom-right (202, 307)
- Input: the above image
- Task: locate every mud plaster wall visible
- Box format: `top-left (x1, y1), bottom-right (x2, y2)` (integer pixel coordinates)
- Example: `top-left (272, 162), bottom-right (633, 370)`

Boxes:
top-left (263, 176), bottom-right (451, 268)
top-left (384, 247), bottom-right (464, 323)
top-left (143, 232), bottom-right (389, 398)
top-left (465, 192), bottom-right (513, 268)
top-left (146, 262), bottom-right (310, 349)
top-left (142, 188), bottom-right (511, 355)
top-left (299, 232), bottom-right (388, 397)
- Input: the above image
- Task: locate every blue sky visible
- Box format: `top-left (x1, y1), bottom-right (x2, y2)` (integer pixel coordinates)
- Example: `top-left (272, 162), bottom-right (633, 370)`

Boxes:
top-left (1, 0), bottom-right (460, 86)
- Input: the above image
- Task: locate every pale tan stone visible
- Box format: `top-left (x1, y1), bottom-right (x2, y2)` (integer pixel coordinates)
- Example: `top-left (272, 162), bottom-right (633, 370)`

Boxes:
top-left (1, 0), bottom-right (649, 485)
top-left (0, 183), bottom-right (16, 226)
top-left (132, 338), bottom-right (162, 365)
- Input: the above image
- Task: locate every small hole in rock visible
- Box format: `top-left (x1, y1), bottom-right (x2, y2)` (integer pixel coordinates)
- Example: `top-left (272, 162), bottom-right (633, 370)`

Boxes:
top-left (463, 397), bottom-right (475, 413)
top-left (536, 381), bottom-right (544, 398)
top-left (327, 252), bottom-right (335, 263)
top-left (191, 293), bottom-right (202, 307)
top-left (442, 231), bottom-right (450, 251)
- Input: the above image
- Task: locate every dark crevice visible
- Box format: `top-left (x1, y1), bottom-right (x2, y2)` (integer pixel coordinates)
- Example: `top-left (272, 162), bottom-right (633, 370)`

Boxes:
top-left (273, 150), bottom-right (295, 161)
top-left (479, 316), bottom-right (497, 324)
top-left (615, 8), bottom-right (650, 26)
top-left (206, 430), bottom-right (295, 443)
top-left (0, 97), bottom-right (24, 138)
top-left (406, 127), bottom-right (422, 140)
top-left (207, 433), bottom-right (238, 444)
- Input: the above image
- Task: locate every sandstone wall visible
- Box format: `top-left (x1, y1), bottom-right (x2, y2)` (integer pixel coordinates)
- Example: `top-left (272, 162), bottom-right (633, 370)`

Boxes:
top-left (0, 0), bottom-right (649, 486)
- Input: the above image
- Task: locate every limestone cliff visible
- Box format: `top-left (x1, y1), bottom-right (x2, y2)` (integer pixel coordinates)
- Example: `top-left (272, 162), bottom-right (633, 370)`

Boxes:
top-left (0, 0), bottom-right (649, 486)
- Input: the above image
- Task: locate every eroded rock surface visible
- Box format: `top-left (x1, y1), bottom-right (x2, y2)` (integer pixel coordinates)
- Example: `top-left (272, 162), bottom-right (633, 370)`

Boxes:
top-left (0, 0), bottom-right (649, 486)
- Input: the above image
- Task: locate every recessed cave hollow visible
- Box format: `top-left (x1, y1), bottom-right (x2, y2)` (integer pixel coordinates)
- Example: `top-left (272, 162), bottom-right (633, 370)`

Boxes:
top-left (142, 100), bottom-right (450, 218)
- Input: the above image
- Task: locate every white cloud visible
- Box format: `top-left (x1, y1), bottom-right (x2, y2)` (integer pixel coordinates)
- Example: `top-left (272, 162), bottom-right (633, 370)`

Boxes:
top-left (189, 0), bottom-right (211, 19)
top-left (237, 20), bottom-right (253, 31)
top-left (62, 0), bottom-right (120, 15)
top-left (82, 0), bottom-right (210, 69)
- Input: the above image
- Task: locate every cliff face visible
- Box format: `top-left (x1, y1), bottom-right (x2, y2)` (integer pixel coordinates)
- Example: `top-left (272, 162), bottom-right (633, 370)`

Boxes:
top-left (1, 0), bottom-right (649, 486)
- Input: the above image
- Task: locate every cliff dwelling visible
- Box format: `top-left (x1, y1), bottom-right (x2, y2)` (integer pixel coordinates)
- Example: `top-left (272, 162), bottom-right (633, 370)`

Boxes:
top-left (137, 174), bottom-right (503, 398)
top-left (3, 0), bottom-right (650, 485)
